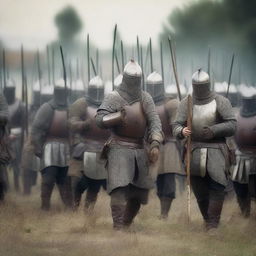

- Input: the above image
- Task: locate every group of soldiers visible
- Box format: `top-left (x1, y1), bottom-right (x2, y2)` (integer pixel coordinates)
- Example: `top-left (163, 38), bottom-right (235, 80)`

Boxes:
top-left (0, 57), bottom-right (255, 232)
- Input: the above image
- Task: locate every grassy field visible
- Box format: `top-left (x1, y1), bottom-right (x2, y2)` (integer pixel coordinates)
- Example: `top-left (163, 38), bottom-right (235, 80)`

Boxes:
top-left (0, 183), bottom-right (256, 256)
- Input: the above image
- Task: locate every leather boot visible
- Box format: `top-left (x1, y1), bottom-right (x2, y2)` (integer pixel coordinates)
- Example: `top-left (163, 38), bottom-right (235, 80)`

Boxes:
top-left (159, 197), bottom-right (173, 219)
top-left (84, 190), bottom-right (98, 214)
top-left (206, 199), bottom-right (224, 230)
top-left (71, 177), bottom-right (82, 210)
top-left (123, 199), bottom-right (141, 227)
top-left (237, 196), bottom-right (251, 218)
top-left (197, 199), bottom-right (209, 222)
top-left (111, 204), bottom-right (125, 230)
top-left (0, 182), bottom-right (5, 201)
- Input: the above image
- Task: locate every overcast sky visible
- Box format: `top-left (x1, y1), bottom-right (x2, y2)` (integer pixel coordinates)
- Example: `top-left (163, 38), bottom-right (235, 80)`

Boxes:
top-left (0, 0), bottom-right (192, 50)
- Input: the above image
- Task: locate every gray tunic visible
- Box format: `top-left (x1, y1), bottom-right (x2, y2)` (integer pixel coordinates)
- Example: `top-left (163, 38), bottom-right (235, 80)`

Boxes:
top-left (31, 101), bottom-right (70, 171)
top-left (96, 91), bottom-right (163, 193)
top-left (173, 94), bottom-right (236, 186)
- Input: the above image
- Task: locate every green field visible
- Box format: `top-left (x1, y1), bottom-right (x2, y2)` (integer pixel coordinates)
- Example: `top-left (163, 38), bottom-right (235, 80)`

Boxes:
top-left (0, 185), bottom-right (256, 256)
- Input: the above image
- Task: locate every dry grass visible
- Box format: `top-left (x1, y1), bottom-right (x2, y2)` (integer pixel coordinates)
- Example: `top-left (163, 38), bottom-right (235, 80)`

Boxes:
top-left (0, 182), bottom-right (256, 256)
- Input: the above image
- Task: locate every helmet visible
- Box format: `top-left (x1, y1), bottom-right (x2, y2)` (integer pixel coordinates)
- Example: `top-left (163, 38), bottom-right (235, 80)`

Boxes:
top-left (87, 76), bottom-right (104, 105)
top-left (146, 71), bottom-right (165, 101)
top-left (192, 69), bottom-right (214, 103)
top-left (124, 60), bottom-right (142, 77)
top-left (4, 78), bottom-right (16, 104)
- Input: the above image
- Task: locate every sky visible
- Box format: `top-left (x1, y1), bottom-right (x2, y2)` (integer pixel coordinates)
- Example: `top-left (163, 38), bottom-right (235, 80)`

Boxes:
top-left (0, 0), bottom-right (192, 50)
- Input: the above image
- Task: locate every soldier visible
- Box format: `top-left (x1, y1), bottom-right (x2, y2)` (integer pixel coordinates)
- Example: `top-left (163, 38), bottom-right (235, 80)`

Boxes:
top-left (173, 69), bottom-right (236, 230)
top-left (232, 90), bottom-right (256, 217)
top-left (22, 81), bottom-right (43, 195)
top-left (146, 71), bottom-right (184, 219)
top-left (0, 91), bottom-right (11, 201)
top-left (96, 60), bottom-right (163, 230)
top-left (31, 79), bottom-right (72, 210)
top-left (3, 79), bottom-right (25, 192)
top-left (68, 76), bottom-right (109, 212)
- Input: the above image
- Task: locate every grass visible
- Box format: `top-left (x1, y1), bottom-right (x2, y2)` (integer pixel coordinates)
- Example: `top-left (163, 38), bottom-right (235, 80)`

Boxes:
top-left (0, 182), bottom-right (256, 256)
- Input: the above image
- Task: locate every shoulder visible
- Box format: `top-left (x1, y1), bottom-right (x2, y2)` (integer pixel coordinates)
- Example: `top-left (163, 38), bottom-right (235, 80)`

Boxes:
top-left (72, 97), bottom-right (87, 108)
top-left (141, 91), bottom-right (154, 103)
top-left (215, 94), bottom-right (232, 107)
top-left (165, 98), bottom-right (179, 108)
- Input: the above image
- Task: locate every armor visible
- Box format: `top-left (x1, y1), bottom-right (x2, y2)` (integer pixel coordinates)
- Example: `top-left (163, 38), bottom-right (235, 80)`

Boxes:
top-left (146, 71), bottom-right (165, 102)
top-left (156, 104), bottom-right (172, 140)
top-left (87, 76), bottom-right (104, 106)
top-left (192, 99), bottom-right (217, 141)
top-left (114, 100), bottom-right (147, 139)
top-left (235, 96), bottom-right (256, 153)
top-left (71, 79), bottom-right (84, 102)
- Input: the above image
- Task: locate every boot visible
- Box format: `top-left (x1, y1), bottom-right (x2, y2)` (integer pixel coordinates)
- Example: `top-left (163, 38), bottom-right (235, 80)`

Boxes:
top-left (41, 183), bottom-right (54, 211)
top-left (159, 197), bottom-right (173, 219)
top-left (71, 177), bottom-right (82, 210)
top-left (206, 199), bottom-right (224, 230)
top-left (0, 182), bottom-right (5, 201)
top-left (123, 199), bottom-right (141, 227)
top-left (237, 196), bottom-right (251, 218)
top-left (84, 190), bottom-right (98, 214)
top-left (197, 199), bottom-right (209, 222)
top-left (111, 204), bottom-right (125, 230)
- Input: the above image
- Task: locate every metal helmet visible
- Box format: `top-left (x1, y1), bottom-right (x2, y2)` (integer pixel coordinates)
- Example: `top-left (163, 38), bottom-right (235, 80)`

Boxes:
top-left (71, 79), bottom-right (84, 102)
top-left (146, 71), bottom-right (165, 101)
top-left (54, 78), bottom-right (68, 107)
top-left (118, 60), bottom-right (142, 102)
top-left (239, 85), bottom-right (256, 117)
top-left (87, 76), bottom-right (104, 105)
top-left (32, 80), bottom-right (43, 107)
top-left (123, 60), bottom-right (142, 77)
top-left (114, 74), bottom-right (123, 88)
top-left (41, 85), bottom-right (54, 105)
top-left (192, 69), bottom-right (213, 102)
top-left (4, 78), bottom-right (16, 105)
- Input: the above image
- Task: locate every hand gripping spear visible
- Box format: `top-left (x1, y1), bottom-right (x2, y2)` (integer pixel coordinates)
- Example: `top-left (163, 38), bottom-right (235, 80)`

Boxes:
top-left (186, 94), bottom-right (193, 223)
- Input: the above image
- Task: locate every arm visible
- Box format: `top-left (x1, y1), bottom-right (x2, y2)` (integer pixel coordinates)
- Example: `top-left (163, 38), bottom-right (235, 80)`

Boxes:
top-left (209, 95), bottom-right (237, 138)
top-left (172, 97), bottom-right (188, 139)
top-left (142, 92), bottom-right (163, 148)
top-left (68, 98), bottom-right (91, 133)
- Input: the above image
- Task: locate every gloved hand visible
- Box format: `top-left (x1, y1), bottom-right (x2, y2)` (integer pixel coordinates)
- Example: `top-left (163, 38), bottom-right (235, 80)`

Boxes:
top-left (149, 147), bottom-right (160, 163)
top-left (202, 126), bottom-right (214, 140)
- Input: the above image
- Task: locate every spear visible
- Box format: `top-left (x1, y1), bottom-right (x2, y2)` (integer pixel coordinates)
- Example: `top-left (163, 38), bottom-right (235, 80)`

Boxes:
top-left (87, 34), bottom-right (90, 83)
top-left (36, 49), bottom-right (42, 104)
top-left (51, 46), bottom-right (55, 85)
top-left (60, 46), bottom-right (67, 105)
top-left (76, 58), bottom-right (79, 81)
top-left (115, 52), bottom-right (121, 74)
top-left (207, 47), bottom-right (211, 77)
top-left (96, 49), bottom-right (99, 74)
top-left (168, 36), bottom-right (181, 101)
top-left (226, 53), bottom-right (235, 98)
top-left (21, 45), bottom-right (25, 102)
top-left (160, 41), bottom-right (165, 84)
top-left (137, 36), bottom-right (140, 65)
top-left (121, 40), bottom-right (124, 70)
top-left (46, 45), bottom-right (51, 85)
top-left (2, 49), bottom-right (6, 89)
top-left (149, 38), bottom-right (153, 73)
top-left (186, 94), bottom-right (193, 223)
top-left (112, 24), bottom-right (117, 90)
top-left (90, 58), bottom-right (97, 76)
top-left (140, 46), bottom-right (145, 91)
